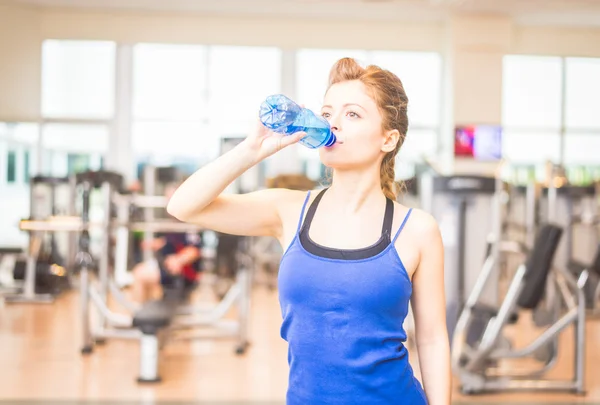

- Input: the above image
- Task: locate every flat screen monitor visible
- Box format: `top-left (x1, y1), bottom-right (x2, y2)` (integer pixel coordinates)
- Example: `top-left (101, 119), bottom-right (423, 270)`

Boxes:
top-left (454, 125), bottom-right (502, 160)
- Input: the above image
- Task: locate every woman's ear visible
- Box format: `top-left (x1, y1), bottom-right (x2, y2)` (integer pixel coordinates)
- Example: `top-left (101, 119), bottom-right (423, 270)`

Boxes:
top-left (382, 129), bottom-right (400, 153)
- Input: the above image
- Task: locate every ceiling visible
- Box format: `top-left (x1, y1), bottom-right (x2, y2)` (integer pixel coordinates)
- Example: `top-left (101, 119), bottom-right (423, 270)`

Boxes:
top-left (3, 0), bottom-right (600, 26)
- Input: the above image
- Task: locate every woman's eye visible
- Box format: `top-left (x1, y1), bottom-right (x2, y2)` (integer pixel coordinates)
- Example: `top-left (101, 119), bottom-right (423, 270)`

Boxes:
top-left (347, 111), bottom-right (360, 118)
top-left (322, 112), bottom-right (331, 118)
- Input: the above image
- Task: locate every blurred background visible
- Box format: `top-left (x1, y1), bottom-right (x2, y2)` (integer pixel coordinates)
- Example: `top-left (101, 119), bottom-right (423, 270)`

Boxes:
top-left (0, 0), bottom-right (599, 404)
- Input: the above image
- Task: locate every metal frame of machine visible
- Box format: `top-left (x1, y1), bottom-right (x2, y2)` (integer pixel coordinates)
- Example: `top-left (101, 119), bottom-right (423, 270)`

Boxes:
top-left (452, 224), bottom-right (589, 395)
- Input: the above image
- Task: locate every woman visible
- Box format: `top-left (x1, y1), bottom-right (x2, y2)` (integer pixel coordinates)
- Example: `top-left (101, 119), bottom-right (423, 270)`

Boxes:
top-left (167, 58), bottom-right (451, 404)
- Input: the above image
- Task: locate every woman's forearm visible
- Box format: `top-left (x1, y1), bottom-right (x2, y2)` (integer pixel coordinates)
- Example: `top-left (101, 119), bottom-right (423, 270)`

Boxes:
top-left (417, 337), bottom-right (452, 405)
top-left (167, 141), bottom-right (258, 221)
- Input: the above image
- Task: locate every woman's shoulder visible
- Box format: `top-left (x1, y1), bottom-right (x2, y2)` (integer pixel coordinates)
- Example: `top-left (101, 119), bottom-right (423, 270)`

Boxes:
top-left (392, 202), bottom-right (441, 241)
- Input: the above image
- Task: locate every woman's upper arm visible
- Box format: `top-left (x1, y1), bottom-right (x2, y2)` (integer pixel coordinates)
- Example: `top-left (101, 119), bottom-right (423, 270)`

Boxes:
top-left (170, 188), bottom-right (303, 238)
top-left (410, 211), bottom-right (448, 344)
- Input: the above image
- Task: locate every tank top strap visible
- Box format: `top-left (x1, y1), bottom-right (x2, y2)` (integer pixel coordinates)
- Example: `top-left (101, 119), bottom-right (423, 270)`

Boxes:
top-left (299, 188), bottom-right (328, 234)
top-left (391, 208), bottom-right (413, 244)
top-left (295, 190), bottom-right (313, 234)
top-left (381, 198), bottom-right (394, 241)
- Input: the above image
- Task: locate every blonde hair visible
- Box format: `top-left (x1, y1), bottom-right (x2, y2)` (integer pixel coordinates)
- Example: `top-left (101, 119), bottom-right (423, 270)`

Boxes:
top-left (325, 57), bottom-right (409, 200)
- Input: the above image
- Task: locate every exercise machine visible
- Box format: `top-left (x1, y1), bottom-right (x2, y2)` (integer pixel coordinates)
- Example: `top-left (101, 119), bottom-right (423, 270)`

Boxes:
top-left (419, 174), bottom-right (503, 341)
top-left (568, 244), bottom-right (600, 315)
top-left (453, 224), bottom-right (589, 395)
top-left (20, 169), bottom-right (253, 383)
top-left (5, 175), bottom-right (74, 303)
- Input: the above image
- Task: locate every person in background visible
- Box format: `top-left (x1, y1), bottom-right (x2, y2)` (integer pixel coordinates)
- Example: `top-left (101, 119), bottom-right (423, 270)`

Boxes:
top-left (131, 183), bottom-right (203, 303)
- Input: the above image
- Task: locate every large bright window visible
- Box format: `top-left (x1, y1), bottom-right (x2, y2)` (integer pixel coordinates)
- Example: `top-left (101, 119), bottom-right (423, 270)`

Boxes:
top-left (208, 46), bottom-right (282, 133)
top-left (502, 56), bottom-right (563, 130)
top-left (370, 51), bottom-right (442, 128)
top-left (397, 129), bottom-right (438, 162)
top-left (502, 131), bottom-right (561, 164)
top-left (132, 121), bottom-right (211, 163)
top-left (41, 124), bottom-right (107, 177)
top-left (133, 44), bottom-right (208, 121)
top-left (39, 40), bottom-right (115, 180)
top-left (502, 55), bottom-right (600, 170)
top-left (0, 123), bottom-right (40, 184)
top-left (563, 58), bottom-right (600, 168)
top-left (132, 44), bottom-right (282, 169)
top-left (565, 58), bottom-right (600, 130)
top-left (564, 133), bottom-right (600, 164)
top-left (0, 123), bottom-right (41, 247)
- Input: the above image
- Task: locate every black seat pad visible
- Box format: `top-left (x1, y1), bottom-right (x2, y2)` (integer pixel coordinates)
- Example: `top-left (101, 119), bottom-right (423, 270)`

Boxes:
top-left (132, 300), bottom-right (177, 334)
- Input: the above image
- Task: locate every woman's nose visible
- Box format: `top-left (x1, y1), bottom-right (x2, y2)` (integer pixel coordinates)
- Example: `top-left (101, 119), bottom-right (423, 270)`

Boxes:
top-left (329, 114), bottom-right (341, 132)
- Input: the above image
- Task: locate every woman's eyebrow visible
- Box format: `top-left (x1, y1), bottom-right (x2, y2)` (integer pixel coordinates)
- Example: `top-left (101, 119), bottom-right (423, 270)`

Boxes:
top-left (321, 103), bottom-right (366, 111)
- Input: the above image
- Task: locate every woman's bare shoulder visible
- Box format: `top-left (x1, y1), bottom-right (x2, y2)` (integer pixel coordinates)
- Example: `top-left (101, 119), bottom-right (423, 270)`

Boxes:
top-left (392, 202), bottom-right (441, 240)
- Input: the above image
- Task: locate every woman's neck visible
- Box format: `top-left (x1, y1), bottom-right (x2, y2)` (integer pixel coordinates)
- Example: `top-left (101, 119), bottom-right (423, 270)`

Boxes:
top-left (327, 168), bottom-right (385, 214)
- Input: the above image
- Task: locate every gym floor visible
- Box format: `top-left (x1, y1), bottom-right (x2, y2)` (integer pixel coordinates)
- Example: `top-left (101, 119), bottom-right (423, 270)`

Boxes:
top-left (0, 284), bottom-right (598, 405)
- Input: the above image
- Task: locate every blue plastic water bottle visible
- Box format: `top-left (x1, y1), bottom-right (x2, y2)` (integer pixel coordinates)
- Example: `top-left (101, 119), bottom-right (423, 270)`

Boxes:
top-left (259, 94), bottom-right (336, 149)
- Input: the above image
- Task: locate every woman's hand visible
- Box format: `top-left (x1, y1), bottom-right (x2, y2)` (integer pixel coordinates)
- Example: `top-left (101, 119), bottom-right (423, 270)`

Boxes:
top-left (241, 120), bottom-right (306, 163)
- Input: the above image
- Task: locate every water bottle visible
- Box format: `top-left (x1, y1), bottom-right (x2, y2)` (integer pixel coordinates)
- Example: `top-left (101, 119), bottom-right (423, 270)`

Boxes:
top-left (259, 94), bottom-right (337, 149)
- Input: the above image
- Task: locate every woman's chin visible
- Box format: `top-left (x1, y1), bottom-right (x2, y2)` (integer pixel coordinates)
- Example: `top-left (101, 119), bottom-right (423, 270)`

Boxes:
top-left (319, 159), bottom-right (350, 170)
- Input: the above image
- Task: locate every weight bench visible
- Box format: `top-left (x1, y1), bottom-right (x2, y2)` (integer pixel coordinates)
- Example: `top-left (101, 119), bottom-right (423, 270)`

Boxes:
top-left (452, 224), bottom-right (588, 395)
top-left (131, 279), bottom-right (193, 383)
top-left (568, 245), bottom-right (600, 313)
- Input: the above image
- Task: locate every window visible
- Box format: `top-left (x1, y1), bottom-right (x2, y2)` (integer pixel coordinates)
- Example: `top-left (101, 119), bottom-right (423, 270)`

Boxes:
top-left (502, 56), bottom-right (562, 130)
top-left (208, 46), bottom-right (281, 132)
top-left (370, 51), bottom-right (442, 128)
top-left (133, 43), bottom-right (210, 169)
top-left (398, 129), bottom-right (437, 163)
top-left (23, 150), bottom-right (30, 183)
top-left (563, 59), bottom-right (600, 168)
top-left (67, 154), bottom-right (93, 174)
top-left (502, 131), bottom-right (561, 164)
top-left (42, 40), bottom-right (116, 119)
top-left (132, 121), bottom-right (211, 165)
top-left (565, 58), bottom-right (600, 130)
top-left (12, 123), bottom-right (39, 145)
top-left (41, 124), bottom-right (107, 176)
top-left (132, 44), bottom-right (282, 169)
top-left (503, 55), bottom-right (600, 170)
top-left (564, 133), bottom-right (600, 164)
top-left (40, 40), bottom-right (114, 177)
top-left (0, 124), bottom-right (39, 181)
top-left (6, 150), bottom-right (16, 183)
top-left (133, 44), bottom-right (208, 121)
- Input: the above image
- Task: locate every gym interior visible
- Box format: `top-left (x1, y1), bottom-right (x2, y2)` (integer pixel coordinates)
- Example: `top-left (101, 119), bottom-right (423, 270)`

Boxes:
top-left (1, 0), bottom-right (600, 403)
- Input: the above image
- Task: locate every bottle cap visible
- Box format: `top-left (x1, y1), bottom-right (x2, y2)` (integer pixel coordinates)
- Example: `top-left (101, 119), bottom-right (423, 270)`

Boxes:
top-left (324, 132), bottom-right (337, 147)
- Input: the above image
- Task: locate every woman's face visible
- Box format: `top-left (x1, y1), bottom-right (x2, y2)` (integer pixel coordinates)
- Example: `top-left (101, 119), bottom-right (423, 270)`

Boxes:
top-left (319, 80), bottom-right (392, 170)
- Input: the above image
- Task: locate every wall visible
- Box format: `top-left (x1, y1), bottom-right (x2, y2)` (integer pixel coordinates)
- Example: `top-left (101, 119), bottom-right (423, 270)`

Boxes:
top-left (0, 4), bottom-right (42, 122)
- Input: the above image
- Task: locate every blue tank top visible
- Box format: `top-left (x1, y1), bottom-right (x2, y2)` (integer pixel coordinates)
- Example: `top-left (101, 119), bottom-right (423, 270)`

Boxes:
top-left (278, 188), bottom-right (427, 405)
